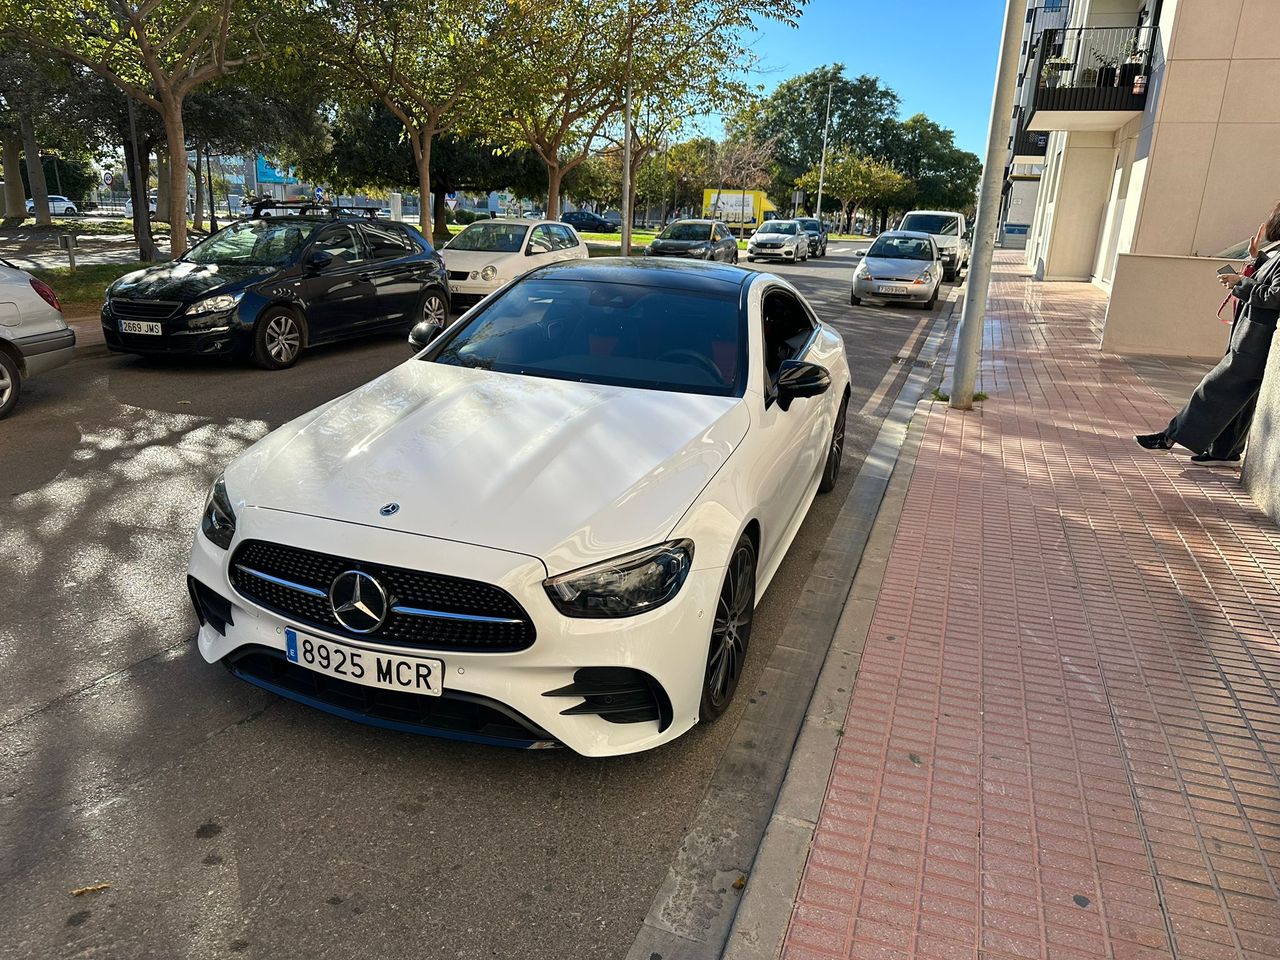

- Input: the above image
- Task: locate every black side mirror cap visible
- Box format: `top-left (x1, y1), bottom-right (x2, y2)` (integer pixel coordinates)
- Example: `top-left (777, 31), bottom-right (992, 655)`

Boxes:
top-left (408, 319), bottom-right (444, 352)
top-left (775, 359), bottom-right (831, 411)
top-left (306, 249), bottom-right (333, 272)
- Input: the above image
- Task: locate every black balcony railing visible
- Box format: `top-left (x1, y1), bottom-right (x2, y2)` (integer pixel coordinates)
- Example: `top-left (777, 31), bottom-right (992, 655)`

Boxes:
top-left (1011, 108), bottom-right (1049, 158)
top-left (1031, 25), bottom-right (1160, 116)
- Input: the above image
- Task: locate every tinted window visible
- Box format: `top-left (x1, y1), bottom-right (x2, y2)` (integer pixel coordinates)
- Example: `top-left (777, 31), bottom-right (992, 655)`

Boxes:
top-left (899, 213), bottom-right (959, 236)
top-left (446, 222), bottom-right (528, 252)
top-left (184, 219), bottom-right (318, 266)
top-left (660, 222), bottom-right (713, 241)
top-left (867, 236), bottom-right (934, 261)
top-left (363, 223), bottom-right (414, 259)
top-left (762, 289), bottom-right (815, 380)
top-left (425, 278), bottom-right (744, 397)
top-left (551, 225), bottom-right (578, 249)
top-left (313, 225), bottom-right (365, 266)
top-left (796, 219), bottom-right (821, 232)
top-left (757, 222), bottom-right (798, 236)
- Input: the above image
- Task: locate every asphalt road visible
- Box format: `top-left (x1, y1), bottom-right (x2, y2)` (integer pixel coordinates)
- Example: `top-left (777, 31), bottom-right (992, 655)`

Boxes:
top-left (0, 247), bottom-right (949, 960)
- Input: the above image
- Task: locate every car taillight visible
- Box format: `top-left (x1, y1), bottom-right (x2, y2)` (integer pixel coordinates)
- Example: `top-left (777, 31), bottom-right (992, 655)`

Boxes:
top-left (30, 278), bottom-right (61, 312)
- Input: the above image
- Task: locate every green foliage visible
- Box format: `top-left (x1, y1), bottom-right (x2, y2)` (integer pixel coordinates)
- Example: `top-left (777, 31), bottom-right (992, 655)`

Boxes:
top-left (17, 155), bottom-right (96, 203)
top-left (882, 114), bottom-right (981, 213)
top-left (795, 151), bottom-right (907, 226)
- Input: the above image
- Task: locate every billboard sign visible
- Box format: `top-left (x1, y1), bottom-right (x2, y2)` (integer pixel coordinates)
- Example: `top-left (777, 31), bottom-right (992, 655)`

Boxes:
top-left (256, 156), bottom-right (298, 185)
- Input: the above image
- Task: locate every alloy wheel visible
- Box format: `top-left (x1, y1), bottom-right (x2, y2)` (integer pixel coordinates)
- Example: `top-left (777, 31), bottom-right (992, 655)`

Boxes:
top-left (265, 314), bottom-right (301, 364)
top-left (819, 397), bottom-right (848, 493)
top-left (423, 293), bottom-right (447, 326)
top-left (704, 539), bottom-right (755, 714)
top-left (0, 362), bottom-right (12, 409)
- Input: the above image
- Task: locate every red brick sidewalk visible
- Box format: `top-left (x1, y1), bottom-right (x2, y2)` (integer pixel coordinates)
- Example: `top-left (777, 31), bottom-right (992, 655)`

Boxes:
top-left (784, 254), bottom-right (1280, 960)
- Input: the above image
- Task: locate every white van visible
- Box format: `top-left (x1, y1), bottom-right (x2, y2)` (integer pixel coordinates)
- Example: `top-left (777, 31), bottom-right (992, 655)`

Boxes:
top-left (898, 210), bottom-right (970, 281)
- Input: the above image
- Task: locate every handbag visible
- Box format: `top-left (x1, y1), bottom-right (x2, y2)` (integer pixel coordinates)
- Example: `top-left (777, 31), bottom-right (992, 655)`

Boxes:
top-left (1218, 260), bottom-right (1259, 323)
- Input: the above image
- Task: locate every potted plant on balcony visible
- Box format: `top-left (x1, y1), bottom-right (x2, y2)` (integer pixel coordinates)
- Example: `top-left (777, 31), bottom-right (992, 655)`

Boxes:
top-left (1093, 50), bottom-right (1119, 88)
top-left (1042, 57), bottom-right (1074, 89)
top-left (1118, 36), bottom-right (1148, 92)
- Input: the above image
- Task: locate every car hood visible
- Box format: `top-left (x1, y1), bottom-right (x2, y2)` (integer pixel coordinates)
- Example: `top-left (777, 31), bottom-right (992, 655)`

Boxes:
top-left (931, 236), bottom-right (959, 250)
top-left (109, 261), bottom-right (274, 302)
top-left (224, 360), bottom-right (750, 574)
top-left (863, 256), bottom-right (933, 277)
top-left (440, 249), bottom-right (522, 273)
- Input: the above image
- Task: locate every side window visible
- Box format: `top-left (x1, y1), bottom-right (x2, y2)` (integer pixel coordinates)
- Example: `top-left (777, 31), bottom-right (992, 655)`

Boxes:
top-left (312, 225), bottom-right (365, 266)
top-left (552, 225), bottom-right (578, 249)
top-left (760, 289), bottom-right (816, 383)
top-left (363, 223), bottom-right (413, 259)
top-left (528, 225), bottom-right (556, 254)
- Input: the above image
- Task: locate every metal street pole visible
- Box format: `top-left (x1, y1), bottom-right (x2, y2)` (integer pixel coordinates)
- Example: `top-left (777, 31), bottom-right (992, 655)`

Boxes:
top-left (951, 0), bottom-right (1028, 410)
top-left (620, 0), bottom-right (633, 256)
top-left (814, 83), bottom-right (833, 223)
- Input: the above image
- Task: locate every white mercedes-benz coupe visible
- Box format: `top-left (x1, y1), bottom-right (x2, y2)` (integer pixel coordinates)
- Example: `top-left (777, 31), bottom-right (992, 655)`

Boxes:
top-left (187, 258), bottom-right (850, 756)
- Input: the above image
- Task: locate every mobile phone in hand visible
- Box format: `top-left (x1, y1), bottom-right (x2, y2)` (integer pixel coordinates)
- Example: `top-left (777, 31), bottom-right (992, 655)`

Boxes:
top-left (1217, 263), bottom-right (1237, 276)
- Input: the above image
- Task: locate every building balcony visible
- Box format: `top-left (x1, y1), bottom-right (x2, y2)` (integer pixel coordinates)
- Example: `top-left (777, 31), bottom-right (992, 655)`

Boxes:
top-left (1011, 108), bottom-right (1049, 164)
top-left (1026, 25), bottom-right (1160, 132)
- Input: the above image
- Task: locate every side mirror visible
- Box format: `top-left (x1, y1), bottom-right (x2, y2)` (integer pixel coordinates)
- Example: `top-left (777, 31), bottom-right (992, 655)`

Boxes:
top-left (408, 319), bottom-right (444, 352)
top-left (852, 249), bottom-right (865, 259)
top-left (774, 359), bottom-right (831, 411)
top-left (306, 249), bottom-right (333, 273)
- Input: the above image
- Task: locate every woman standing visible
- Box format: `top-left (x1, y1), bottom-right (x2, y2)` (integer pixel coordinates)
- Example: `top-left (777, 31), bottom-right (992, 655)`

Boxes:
top-left (1136, 205), bottom-right (1280, 464)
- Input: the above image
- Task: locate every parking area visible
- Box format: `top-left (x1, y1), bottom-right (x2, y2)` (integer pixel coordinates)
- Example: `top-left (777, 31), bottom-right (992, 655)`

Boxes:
top-left (0, 250), bottom-right (956, 960)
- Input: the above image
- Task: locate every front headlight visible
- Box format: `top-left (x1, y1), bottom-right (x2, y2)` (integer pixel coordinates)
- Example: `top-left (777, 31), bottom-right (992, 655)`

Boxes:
top-left (915, 268), bottom-right (933, 284)
top-left (543, 539), bottom-right (694, 618)
top-left (480, 264), bottom-right (498, 282)
top-left (201, 473), bottom-right (237, 550)
top-left (186, 292), bottom-right (243, 315)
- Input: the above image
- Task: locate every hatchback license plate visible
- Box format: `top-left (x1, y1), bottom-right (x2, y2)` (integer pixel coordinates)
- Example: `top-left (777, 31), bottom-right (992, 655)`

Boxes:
top-left (120, 320), bottom-right (162, 335)
top-left (285, 628), bottom-right (443, 697)
top-left (877, 285), bottom-right (909, 295)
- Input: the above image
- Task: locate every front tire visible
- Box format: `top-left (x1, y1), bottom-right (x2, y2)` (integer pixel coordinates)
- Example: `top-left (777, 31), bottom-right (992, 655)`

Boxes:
top-left (818, 395), bottom-right (848, 493)
top-left (0, 351), bottom-right (21, 419)
top-left (252, 308), bottom-right (305, 370)
top-left (421, 289), bottom-right (448, 325)
top-left (850, 291), bottom-right (861, 306)
top-left (701, 533), bottom-right (756, 722)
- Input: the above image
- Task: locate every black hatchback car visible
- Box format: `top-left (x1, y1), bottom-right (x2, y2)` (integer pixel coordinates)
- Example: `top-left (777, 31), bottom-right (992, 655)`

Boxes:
top-left (102, 206), bottom-right (450, 369)
top-left (561, 209), bottom-right (618, 233)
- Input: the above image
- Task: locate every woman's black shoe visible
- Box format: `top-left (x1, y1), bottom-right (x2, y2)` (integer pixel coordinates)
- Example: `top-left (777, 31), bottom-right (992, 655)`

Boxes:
top-left (1190, 452), bottom-right (1241, 465)
top-left (1135, 432), bottom-right (1175, 450)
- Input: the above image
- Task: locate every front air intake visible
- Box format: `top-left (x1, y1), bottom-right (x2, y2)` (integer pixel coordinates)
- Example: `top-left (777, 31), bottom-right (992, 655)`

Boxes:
top-left (543, 667), bottom-right (673, 732)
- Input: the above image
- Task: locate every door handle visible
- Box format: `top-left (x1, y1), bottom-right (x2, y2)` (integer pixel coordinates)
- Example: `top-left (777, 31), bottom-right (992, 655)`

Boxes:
top-left (358, 273), bottom-right (373, 282)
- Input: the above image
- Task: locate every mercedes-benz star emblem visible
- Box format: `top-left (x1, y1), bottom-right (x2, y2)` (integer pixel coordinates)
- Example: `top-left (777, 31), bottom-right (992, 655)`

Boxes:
top-left (380, 502), bottom-right (400, 517)
top-left (329, 570), bottom-right (389, 634)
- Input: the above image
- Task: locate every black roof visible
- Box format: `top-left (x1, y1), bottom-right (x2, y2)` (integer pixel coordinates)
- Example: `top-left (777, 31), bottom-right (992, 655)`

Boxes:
top-left (529, 257), bottom-right (752, 292)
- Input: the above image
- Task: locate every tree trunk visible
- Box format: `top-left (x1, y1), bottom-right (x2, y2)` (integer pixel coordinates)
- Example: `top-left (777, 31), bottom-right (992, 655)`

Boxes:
top-left (18, 116), bottom-right (50, 224)
top-left (432, 188), bottom-right (449, 245)
top-left (546, 163), bottom-right (563, 219)
top-left (1, 130), bottom-right (24, 220)
top-left (191, 148), bottom-right (204, 233)
top-left (408, 125), bottom-right (434, 239)
top-left (156, 98), bottom-right (190, 255)
top-left (155, 155), bottom-right (170, 221)
top-left (122, 132), bottom-right (160, 261)
top-left (207, 148), bottom-right (218, 232)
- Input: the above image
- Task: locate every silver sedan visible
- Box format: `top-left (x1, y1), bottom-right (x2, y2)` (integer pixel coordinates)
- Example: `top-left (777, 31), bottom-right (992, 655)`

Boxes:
top-left (849, 231), bottom-right (942, 309)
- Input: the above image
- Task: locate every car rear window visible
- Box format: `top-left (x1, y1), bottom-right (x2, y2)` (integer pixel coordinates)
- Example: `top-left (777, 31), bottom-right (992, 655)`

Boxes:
top-left (425, 277), bottom-right (745, 397)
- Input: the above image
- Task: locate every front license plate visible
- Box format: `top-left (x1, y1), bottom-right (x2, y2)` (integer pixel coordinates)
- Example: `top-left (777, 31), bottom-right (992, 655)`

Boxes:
top-left (120, 320), bottom-right (162, 335)
top-left (877, 285), bottom-right (909, 295)
top-left (284, 628), bottom-right (443, 697)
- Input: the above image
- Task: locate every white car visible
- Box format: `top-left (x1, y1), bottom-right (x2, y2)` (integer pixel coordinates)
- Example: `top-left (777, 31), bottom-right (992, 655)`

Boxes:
top-left (26, 195), bottom-right (78, 216)
top-left (124, 195), bottom-right (158, 218)
top-left (897, 210), bottom-right (970, 281)
top-left (747, 220), bottom-right (809, 263)
top-left (187, 259), bottom-right (851, 756)
top-left (440, 218), bottom-right (589, 313)
top-left (0, 259), bottom-right (76, 418)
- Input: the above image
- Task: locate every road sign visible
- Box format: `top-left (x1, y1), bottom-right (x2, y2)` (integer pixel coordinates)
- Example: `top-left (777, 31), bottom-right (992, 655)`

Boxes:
top-left (446, 191), bottom-right (457, 201)
top-left (446, 198), bottom-right (458, 210)
top-left (103, 171), bottom-right (113, 186)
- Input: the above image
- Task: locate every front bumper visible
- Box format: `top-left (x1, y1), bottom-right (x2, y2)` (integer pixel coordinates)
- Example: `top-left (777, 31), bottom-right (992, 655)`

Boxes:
top-left (187, 507), bottom-right (721, 756)
top-left (101, 302), bottom-right (243, 357)
top-left (852, 275), bottom-right (935, 302)
top-left (748, 246), bottom-right (798, 260)
top-left (446, 280), bottom-right (500, 314)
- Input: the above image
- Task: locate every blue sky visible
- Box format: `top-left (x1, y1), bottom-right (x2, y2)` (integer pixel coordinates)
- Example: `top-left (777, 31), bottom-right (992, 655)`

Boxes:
top-left (710, 0), bottom-right (1009, 155)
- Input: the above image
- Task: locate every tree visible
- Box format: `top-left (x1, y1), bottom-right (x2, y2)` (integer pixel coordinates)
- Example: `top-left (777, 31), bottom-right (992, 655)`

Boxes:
top-left (314, 0), bottom-right (511, 240)
top-left (563, 154), bottom-right (617, 211)
top-left (4, 0), bottom-right (281, 254)
top-left (730, 64), bottom-right (900, 206)
top-left (795, 151), bottom-right (908, 232)
top-left (882, 114), bottom-right (981, 213)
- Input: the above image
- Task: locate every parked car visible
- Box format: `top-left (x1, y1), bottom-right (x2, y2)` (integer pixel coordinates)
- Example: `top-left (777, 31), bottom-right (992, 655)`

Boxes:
top-left (849, 230), bottom-right (942, 309)
top-left (26, 195), bottom-right (78, 216)
top-left (0, 259), bottom-right (76, 418)
top-left (644, 219), bottom-right (739, 263)
top-left (124, 195), bottom-right (158, 218)
top-left (562, 210), bottom-right (618, 233)
top-left (101, 211), bottom-right (449, 370)
top-left (746, 220), bottom-right (809, 263)
top-left (897, 209), bottom-right (969, 281)
top-left (795, 217), bottom-right (829, 258)
top-left (188, 258), bottom-right (850, 755)
top-left (440, 218), bottom-right (588, 313)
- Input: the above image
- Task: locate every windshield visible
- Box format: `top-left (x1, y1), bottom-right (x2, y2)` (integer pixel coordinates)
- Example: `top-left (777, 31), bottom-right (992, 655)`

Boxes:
top-left (867, 236), bottom-right (935, 261)
top-left (184, 220), bottom-right (317, 266)
top-left (758, 222), bottom-right (797, 235)
top-left (425, 277), bottom-right (744, 397)
top-left (660, 222), bottom-right (713, 241)
top-left (446, 222), bottom-right (529, 253)
top-left (796, 219), bottom-right (821, 232)
top-left (899, 213), bottom-right (958, 236)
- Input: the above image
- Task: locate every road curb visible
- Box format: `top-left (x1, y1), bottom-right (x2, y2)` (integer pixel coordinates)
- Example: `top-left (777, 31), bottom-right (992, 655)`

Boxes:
top-left (624, 293), bottom-right (958, 960)
top-left (718, 300), bottom-right (958, 960)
